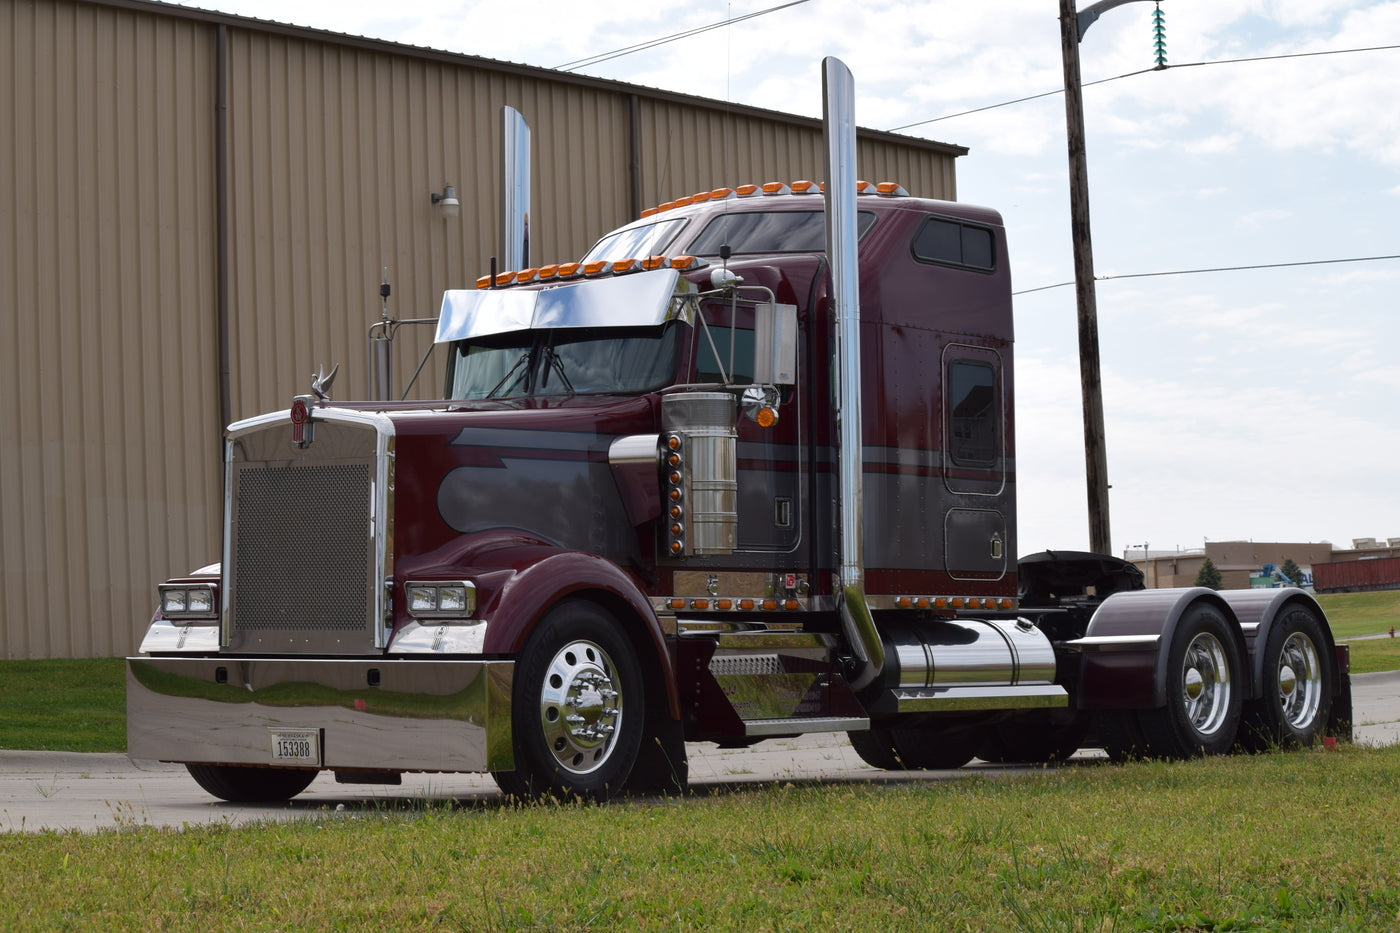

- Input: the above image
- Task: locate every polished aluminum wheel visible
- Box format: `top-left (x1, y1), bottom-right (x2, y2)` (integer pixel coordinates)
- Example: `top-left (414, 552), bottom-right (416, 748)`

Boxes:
top-left (538, 639), bottom-right (625, 775)
top-left (1181, 631), bottom-right (1232, 737)
top-left (1277, 631), bottom-right (1323, 731)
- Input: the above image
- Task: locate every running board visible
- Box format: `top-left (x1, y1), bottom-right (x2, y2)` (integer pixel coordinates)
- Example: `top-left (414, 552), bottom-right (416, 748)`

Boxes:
top-left (743, 715), bottom-right (870, 737)
top-left (873, 684), bottom-right (1069, 715)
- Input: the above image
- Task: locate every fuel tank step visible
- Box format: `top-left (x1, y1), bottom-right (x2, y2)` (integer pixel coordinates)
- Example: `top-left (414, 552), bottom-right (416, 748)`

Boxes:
top-left (742, 715), bottom-right (870, 737)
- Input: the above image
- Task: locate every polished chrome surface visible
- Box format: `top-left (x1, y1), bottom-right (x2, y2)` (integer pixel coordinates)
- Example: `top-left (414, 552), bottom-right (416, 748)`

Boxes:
top-left (223, 411), bottom-right (394, 655)
top-left (607, 433), bottom-right (661, 467)
top-left (662, 392), bottom-right (737, 556)
top-left (823, 57), bottom-right (883, 690)
top-left (1058, 633), bottom-right (1162, 652)
top-left (501, 105), bottom-right (531, 271)
top-left (891, 683), bottom-right (1069, 713)
top-left (708, 654), bottom-right (784, 677)
top-left (1278, 631), bottom-right (1323, 730)
top-left (435, 269), bottom-right (684, 343)
top-left (1180, 631), bottom-right (1232, 737)
top-left (751, 301), bottom-right (798, 385)
top-left (744, 716), bottom-right (870, 737)
top-left (884, 619), bottom-right (1057, 689)
top-left (537, 639), bottom-right (626, 775)
top-left (387, 619), bottom-right (489, 655)
top-left (126, 657), bottom-right (514, 772)
top-left (138, 618), bottom-right (221, 654)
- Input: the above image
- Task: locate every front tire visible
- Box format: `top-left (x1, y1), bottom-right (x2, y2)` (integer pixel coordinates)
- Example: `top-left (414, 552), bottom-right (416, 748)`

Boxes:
top-left (186, 764), bottom-right (317, 802)
top-left (493, 601), bottom-right (643, 801)
top-left (1137, 603), bottom-right (1243, 758)
top-left (1240, 605), bottom-right (1333, 750)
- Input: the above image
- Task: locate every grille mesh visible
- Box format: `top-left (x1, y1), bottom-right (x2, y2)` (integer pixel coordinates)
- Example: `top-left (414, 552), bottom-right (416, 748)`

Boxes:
top-left (232, 462), bottom-right (371, 632)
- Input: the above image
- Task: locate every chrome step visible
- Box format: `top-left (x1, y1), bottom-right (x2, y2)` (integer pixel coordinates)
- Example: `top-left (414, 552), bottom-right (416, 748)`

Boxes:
top-left (742, 715), bottom-right (870, 737)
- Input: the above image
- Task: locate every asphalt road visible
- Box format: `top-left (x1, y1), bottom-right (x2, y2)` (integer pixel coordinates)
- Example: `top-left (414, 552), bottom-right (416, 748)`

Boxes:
top-left (4, 671), bottom-right (1398, 834)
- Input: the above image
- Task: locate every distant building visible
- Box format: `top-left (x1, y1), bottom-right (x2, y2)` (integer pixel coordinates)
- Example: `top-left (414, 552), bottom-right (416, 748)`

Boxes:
top-left (1122, 539), bottom-right (1400, 591)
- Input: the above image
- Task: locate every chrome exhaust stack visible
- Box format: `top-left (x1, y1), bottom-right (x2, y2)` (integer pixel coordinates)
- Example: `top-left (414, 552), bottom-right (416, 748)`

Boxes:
top-left (502, 105), bottom-right (531, 271)
top-left (823, 57), bottom-right (884, 690)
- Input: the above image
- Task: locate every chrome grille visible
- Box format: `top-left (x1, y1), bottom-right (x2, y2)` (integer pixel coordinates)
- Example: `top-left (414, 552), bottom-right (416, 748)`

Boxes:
top-left (224, 418), bottom-right (383, 654)
top-left (233, 463), bottom-right (371, 632)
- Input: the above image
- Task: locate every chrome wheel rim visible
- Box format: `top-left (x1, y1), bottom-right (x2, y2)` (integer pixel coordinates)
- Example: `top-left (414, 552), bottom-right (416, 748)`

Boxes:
top-left (1181, 632), bottom-right (1231, 737)
top-left (1278, 631), bottom-right (1322, 730)
top-left (538, 639), bottom-right (624, 775)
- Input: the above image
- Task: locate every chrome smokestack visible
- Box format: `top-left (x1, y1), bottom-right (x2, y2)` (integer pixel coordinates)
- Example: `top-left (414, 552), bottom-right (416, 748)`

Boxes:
top-left (823, 57), bottom-right (883, 690)
top-left (502, 105), bottom-right (531, 270)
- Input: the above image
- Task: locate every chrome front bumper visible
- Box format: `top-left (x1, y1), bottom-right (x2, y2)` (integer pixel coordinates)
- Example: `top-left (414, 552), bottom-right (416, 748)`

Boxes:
top-left (127, 657), bottom-right (514, 773)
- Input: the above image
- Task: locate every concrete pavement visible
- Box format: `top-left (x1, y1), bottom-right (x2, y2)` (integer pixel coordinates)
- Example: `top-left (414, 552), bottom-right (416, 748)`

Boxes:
top-left (3, 670), bottom-right (1397, 834)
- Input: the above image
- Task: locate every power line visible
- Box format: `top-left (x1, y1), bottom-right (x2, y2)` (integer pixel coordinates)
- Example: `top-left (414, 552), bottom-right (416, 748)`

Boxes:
top-left (556, 0), bottom-right (813, 72)
top-left (888, 43), bottom-right (1400, 133)
top-left (1012, 254), bottom-right (1400, 296)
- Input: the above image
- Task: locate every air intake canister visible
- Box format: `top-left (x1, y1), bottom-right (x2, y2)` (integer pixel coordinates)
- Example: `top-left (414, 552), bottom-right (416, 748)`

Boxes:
top-left (661, 392), bottom-right (737, 557)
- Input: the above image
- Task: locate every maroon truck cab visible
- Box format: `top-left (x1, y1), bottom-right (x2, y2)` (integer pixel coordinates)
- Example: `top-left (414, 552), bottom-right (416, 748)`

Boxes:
top-left (128, 64), bottom-right (1349, 801)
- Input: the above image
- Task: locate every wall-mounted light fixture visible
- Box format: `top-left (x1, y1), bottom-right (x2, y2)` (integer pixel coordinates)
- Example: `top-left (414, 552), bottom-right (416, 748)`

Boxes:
top-left (431, 184), bottom-right (460, 219)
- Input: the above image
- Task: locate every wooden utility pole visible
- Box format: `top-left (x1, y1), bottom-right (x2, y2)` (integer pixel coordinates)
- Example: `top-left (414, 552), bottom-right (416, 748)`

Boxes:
top-left (1059, 0), bottom-right (1113, 556)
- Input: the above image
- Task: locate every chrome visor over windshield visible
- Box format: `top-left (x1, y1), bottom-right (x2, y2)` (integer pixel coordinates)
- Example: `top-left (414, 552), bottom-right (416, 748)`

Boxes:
top-left (436, 269), bottom-right (689, 343)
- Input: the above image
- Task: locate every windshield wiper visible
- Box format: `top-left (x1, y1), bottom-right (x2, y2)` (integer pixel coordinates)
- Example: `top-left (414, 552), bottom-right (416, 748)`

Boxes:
top-left (485, 351), bottom-right (531, 399)
top-left (541, 346), bottom-right (576, 396)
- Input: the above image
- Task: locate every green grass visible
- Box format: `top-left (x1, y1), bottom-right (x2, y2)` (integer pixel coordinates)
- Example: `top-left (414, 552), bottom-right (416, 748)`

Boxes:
top-left (0, 658), bottom-right (126, 752)
top-left (1314, 590), bottom-right (1400, 639)
top-left (2, 746), bottom-right (1399, 930)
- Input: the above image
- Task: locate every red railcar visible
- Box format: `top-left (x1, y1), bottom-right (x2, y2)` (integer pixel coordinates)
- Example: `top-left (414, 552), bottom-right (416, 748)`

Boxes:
top-left (1314, 557), bottom-right (1400, 593)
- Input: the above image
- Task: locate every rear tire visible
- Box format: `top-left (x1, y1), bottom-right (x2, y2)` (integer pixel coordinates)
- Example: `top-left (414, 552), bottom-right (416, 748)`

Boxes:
top-left (847, 725), bottom-right (979, 770)
top-left (1240, 605), bottom-right (1333, 750)
top-left (186, 764), bottom-right (317, 802)
top-left (979, 714), bottom-right (1088, 764)
top-left (492, 600), bottom-right (643, 801)
top-left (1137, 603), bottom-right (1243, 758)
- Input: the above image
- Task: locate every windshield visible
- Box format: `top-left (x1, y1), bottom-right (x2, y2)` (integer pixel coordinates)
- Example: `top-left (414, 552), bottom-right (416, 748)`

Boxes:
top-left (687, 210), bottom-right (876, 256)
top-left (447, 324), bottom-right (680, 400)
top-left (582, 218), bottom-right (688, 263)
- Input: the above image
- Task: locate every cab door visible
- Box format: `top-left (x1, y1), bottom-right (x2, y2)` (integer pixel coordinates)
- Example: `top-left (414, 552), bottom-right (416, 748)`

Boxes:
top-left (942, 344), bottom-right (1009, 581)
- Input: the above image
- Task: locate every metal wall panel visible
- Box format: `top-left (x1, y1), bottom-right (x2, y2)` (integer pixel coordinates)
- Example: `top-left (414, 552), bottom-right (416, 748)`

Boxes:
top-left (0, 0), bottom-right (218, 657)
top-left (3, 0), bottom-right (962, 658)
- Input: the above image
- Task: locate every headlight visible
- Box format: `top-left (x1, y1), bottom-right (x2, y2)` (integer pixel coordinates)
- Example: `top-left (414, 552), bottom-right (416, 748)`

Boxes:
top-left (405, 581), bottom-right (476, 619)
top-left (158, 583), bottom-right (219, 621)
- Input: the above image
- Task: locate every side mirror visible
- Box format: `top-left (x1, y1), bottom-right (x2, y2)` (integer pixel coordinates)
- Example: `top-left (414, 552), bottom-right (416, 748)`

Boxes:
top-left (752, 302), bottom-right (797, 386)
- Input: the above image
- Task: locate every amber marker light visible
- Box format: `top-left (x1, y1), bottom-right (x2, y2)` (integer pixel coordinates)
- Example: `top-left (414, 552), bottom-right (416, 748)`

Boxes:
top-left (739, 599), bottom-right (755, 610)
top-left (717, 599), bottom-right (733, 610)
top-left (669, 542), bottom-right (683, 555)
top-left (641, 255), bottom-right (667, 270)
top-left (537, 264), bottom-right (559, 280)
top-left (583, 261), bottom-right (611, 276)
top-left (692, 599), bottom-right (709, 610)
top-left (754, 406), bottom-right (777, 428)
top-left (494, 272), bottom-right (514, 287)
top-left (557, 262), bottom-right (582, 278)
top-left (735, 184), bottom-right (759, 196)
top-left (783, 599), bottom-right (799, 610)
top-left (790, 180), bottom-right (817, 193)
top-left (612, 258), bottom-right (638, 273)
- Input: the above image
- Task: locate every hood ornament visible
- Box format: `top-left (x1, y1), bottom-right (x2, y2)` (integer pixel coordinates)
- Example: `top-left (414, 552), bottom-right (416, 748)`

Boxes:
top-left (311, 363), bottom-right (339, 401)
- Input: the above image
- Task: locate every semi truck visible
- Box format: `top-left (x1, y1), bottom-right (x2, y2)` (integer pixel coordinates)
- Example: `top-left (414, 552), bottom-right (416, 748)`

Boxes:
top-left (127, 59), bottom-right (1350, 802)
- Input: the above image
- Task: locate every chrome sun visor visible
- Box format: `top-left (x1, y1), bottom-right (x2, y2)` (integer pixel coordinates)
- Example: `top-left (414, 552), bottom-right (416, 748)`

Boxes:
top-left (436, 268), bottom-right (685, 343)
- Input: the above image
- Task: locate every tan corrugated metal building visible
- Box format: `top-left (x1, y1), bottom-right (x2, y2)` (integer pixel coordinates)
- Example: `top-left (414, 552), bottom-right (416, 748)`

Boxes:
top-left (0, 0), bottom-right (966, 658)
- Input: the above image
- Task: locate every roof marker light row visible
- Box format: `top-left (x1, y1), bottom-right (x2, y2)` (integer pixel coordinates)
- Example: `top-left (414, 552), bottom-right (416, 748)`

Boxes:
top-left (476, 255), bottom-right (706, 290)
top-left (640, 180), bottom-right (909, 219)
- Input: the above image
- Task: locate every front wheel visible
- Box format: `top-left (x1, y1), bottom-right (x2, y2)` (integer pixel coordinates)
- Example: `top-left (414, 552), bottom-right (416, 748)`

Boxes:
top-left (1240, 605), bottom-right (1333, 750)
top-left (186, 764), bottom-right (317, 802)
top-left (493, 601), bottom-right (643, 801)
top-left (1137, 603), bottom-right (1243, 758)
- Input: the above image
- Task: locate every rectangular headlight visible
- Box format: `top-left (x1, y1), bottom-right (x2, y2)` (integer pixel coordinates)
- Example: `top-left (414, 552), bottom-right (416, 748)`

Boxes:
top-left (158, 584), bottom-right (219, 621)
top-left (405, 581), bottom-right (476, 619)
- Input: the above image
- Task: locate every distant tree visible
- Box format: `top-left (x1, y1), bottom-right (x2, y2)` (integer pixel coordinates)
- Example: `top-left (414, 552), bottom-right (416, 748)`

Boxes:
top-left (1279, 558), bottom-right (1303, 585)
top-left (1195, 557), bottom-right (1223, 590)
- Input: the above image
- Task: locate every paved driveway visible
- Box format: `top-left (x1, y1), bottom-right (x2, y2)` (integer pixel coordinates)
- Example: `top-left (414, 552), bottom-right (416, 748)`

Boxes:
top-left (3, 671), bottom-right (1397, 834)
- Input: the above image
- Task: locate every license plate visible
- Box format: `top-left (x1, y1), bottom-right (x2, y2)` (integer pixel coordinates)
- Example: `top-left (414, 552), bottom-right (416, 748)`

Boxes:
top-left (269, 730), bottom-right (320, 764)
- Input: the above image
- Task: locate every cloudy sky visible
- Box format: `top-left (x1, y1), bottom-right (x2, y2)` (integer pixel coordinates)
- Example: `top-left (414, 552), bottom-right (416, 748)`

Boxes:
top-left (181, 0), bottom-right (1399, 560)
